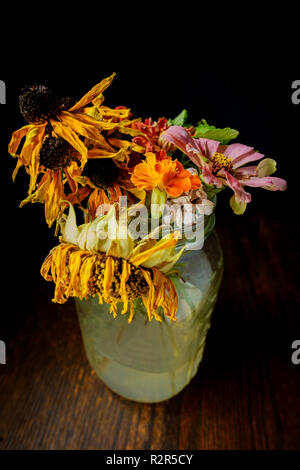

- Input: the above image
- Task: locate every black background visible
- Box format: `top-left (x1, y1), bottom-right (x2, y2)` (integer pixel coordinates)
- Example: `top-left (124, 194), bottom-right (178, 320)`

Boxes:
top-left (1, 72), bottom-right (298, 348)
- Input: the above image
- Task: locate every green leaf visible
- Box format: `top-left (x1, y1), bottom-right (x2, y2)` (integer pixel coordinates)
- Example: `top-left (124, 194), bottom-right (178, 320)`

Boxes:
top-left (194, 119), bottom-right (239, 144)
top-left (195, 119), bottom-right (212, 133)
top-left (168, 109), bottom-right (188, 127)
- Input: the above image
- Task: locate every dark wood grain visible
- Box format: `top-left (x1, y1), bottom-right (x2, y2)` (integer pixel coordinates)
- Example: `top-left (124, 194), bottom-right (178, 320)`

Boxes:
top-left (0, 207), bottom-right (299, 450)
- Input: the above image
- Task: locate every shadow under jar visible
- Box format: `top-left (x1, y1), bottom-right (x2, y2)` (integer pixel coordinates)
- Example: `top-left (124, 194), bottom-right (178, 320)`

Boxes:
top-left (75, 212), bottom-right (223, 403)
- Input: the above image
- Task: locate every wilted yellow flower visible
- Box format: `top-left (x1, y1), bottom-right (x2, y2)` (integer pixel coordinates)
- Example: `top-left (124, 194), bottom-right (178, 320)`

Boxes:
top-left (60, 203), bottom-right (184, 272)
top-left (8, 74), bottom-right (144, 227)
top-left (41, 242), bottom-right (178, 323)
top-left (41, 202), bottom-right (185, 322)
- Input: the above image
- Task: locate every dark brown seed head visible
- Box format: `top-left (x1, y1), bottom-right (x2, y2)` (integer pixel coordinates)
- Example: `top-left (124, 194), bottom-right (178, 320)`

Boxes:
top-left (82, 158), bottom-right (119, 189)
top-left (19, 84), bottom-right (60, 123)
top-left (39, 136), bottom-right (72, 170)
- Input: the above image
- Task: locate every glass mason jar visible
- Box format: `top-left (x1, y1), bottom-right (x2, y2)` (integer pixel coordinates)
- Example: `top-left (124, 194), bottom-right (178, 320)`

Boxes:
top-left (75, 212), bottom-right (223, 403)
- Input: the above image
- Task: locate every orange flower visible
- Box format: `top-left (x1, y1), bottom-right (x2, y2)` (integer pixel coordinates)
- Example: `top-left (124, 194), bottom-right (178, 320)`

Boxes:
top-left (131, 151), bottom-right (201, 197)
top-left (87, 183), bottom-right (123, 221)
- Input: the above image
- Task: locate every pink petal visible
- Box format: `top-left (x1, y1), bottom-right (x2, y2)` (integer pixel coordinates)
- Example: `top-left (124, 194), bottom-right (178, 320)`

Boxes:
top-left (192, 138), bottom-right (220, 159)
top-left (201, 162), bottom-right (224, 187)
top-left (162, 126), bottom-right (203, 167)
top-left (224, 143), bottom-right (254, 159)
top-left (224, 143), bottom-right (265, 169)
top-left (162, 126), bottom-right (220, 167)
top-left (217, 145), bottom-right (227, 154)
top-left (233, 151), bottom-right (265, 169)
top-left (225, 170), bottom-right (251, 215)
top-left (184, 144), bottom-right (204, 167)
top-left (162, 126), bottom-right (195, 153)
top-left (234, 166), bottom-right (257, 178)
top-left (224, 171), bottom-right (252, 203)
top-left (242, 176), bottom-right (287, 191)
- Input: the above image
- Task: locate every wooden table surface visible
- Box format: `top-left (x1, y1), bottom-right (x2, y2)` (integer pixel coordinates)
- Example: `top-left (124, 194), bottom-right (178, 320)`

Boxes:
top-left (0, 199), bottom-right (299, 450)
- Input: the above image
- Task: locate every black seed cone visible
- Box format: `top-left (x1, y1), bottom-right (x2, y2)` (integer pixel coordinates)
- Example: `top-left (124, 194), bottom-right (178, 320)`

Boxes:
top-left (19, 84), bottom-right (60, 123)
top-left (82, 159), bottom-right (119, 189)
top-left (39, 136), bottom-right (72, 170)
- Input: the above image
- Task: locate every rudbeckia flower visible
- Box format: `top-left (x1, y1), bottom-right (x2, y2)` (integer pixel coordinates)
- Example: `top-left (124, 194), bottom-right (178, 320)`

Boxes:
top-left (16, 137), bottom-right (90, 227)
top-left (130, 150), bottom-right (201, 198)
top-left (8, 74), bottom-right (138, 226)
top-left (9, 74), bottom-right (117, 187)
top-left (41, 203), bottom-right (184, 322)
top-left (162, 126), bottom-right (287, 214)
top-left (72, 157), bottom-right (124, 221)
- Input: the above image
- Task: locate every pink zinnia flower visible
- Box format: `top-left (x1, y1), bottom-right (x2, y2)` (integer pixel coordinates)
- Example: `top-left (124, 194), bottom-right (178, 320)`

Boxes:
top-left (161, 126), bottom-right (287, 214)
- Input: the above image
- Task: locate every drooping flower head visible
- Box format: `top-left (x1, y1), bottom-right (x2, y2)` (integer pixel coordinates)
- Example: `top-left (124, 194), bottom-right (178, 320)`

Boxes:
top-left (41, 203), bottom-right (184, 322)
top-left (162, 126), bottom-right (287, 213)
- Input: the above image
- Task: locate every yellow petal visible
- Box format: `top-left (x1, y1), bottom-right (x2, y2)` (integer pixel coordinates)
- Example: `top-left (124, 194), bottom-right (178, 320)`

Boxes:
top-left (108, 138), bottom-right (145, 154)
top-left (68, 73), bottom-right (116, 112)
top-left (44, 170), bottom-right (66, 227)
top-left (119, 181), bottom-right (146, 202)
top-left (17, 124), bottom-right (47, 193)
top-left (20, 170), bottom-right (66, 227)
top-left (8, 124), bottom-right (32, 155)
top-left (86, 134), bottom-right (116, 152)
top-left (59, 111), bottom-right (102, 142)
top-left (66, 250), bottom-right (85, 297)
top-left (50, 119), bottom-right (88, 167)
top-left (128, 302), bottom-right (135, 323)
top-left (20, 171), bottom-right (50, 207)
top-left (153, 269), bottom-right (177, 320)
top-left (12, 158), bottom-right (24, 182)
top-left (159, 246), bottom-right (185, 273)
top-left (103, 256), bottom-right (114, 302)
top-left (92, 95), bottom-right (105, 111)
top-left (141, 269), bottom-right (156, 321)
top-left (40, 252), bottom-right (54, 282)
top-left (87, 147), bottom-right (127, 161)
top-left (120, 260), bottom-right (131, 314)
top-left (128, 233), bottom-right (179, 267)
top-left (80, 254), bottom-right (97, 298)
top-left (99, 106), bottom-right (131, 119)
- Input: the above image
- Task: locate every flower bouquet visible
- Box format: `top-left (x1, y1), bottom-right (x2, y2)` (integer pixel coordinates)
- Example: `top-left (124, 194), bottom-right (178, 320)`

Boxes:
top-left (9, 74), bottom-right (287, 403)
